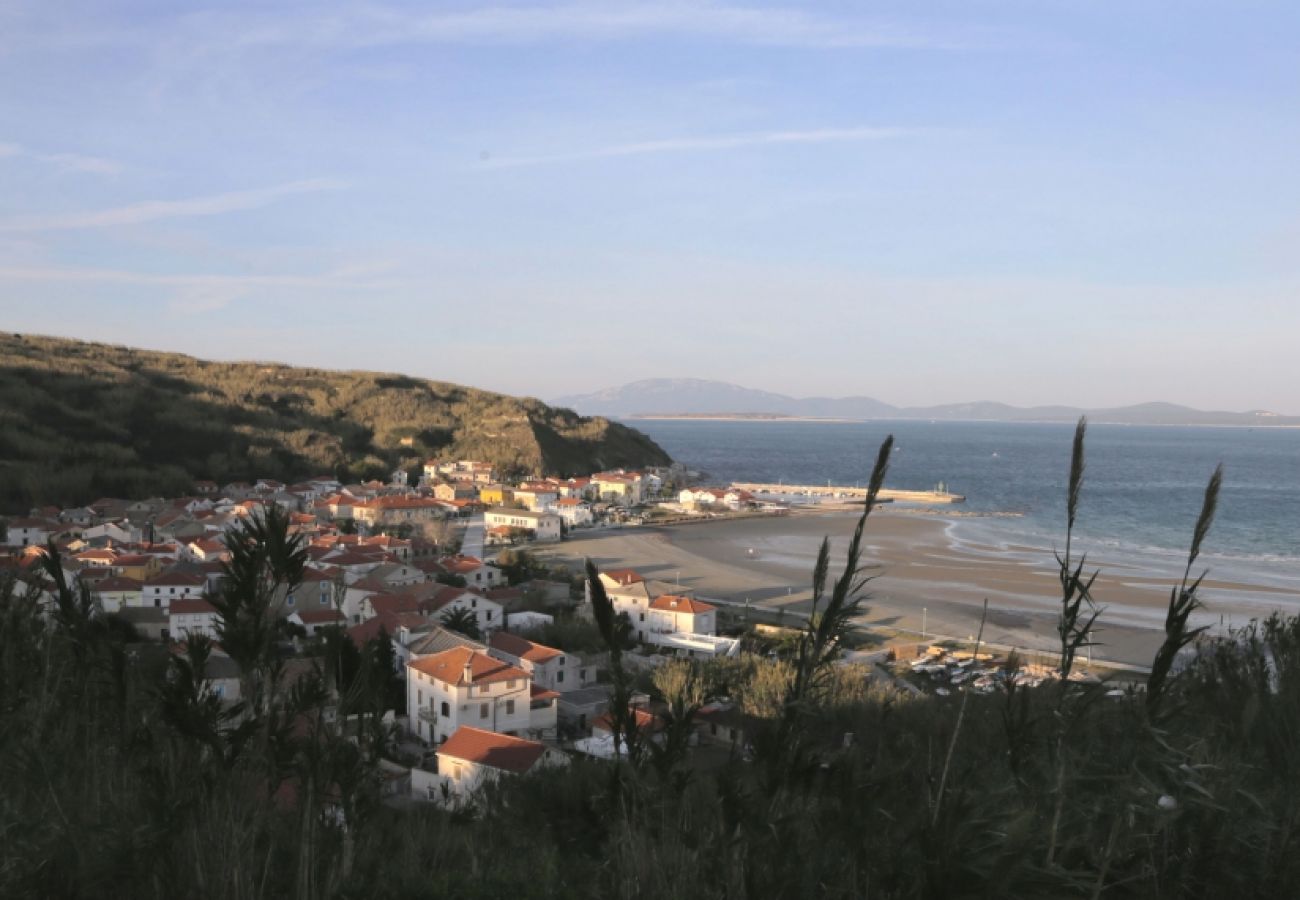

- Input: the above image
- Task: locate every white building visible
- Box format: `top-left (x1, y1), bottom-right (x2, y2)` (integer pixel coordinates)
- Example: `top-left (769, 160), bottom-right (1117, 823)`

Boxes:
top-left (487, 631), bottom-right (582, 693)
top-left (141, 571), bottom-right (207, 610)
top-left (483, 508), bottom-right (562, 542)
top-left (168, 598), bottom-right (220, 639)
top-left (407, 647), bottom-right (532, 745)
top-left (647, 593), bottom-right (717, 638)
top-left (428, 725), bottom-right (564, 804)
top-left (553, 498), bottom-right (593, 528)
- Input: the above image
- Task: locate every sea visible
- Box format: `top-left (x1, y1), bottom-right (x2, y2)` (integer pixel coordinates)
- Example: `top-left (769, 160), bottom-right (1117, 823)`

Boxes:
top-left (629, 419), bottom-right (1300, 593)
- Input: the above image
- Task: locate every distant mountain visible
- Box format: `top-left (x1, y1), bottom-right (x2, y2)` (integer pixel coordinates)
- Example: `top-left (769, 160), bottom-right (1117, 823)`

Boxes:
top-left (554, 379), bottom-right (1300, 427)
top-left (554, 378), bottom-right (896, 419)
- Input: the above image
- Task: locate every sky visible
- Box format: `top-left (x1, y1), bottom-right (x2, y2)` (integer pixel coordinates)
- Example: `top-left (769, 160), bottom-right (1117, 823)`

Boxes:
top-left (2, 1), bottom-right (1299, 413)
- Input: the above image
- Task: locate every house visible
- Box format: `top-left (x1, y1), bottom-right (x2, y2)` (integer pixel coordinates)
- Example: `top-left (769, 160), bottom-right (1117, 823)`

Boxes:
top-left (141, 570), bottom-right (207, 610)
top-left (91, 576), bottom-right (142, 614)
top-left (433, 482), bottom-right (477, 502)
top-left (406, 647), bottom-right (532, 745)
top-left (592, 473), bottom-right (643, 506)
top-left (510, 487), bottom-right (558, 512)
top-left (352, 496), bottom-right (445, 529)
top-left (289, 608), bottom-right (347, 636)
top-left (557, 685), bottom-right (612, 733)
top-left (5, 517), bottom-right (55, 548)
top-left (487, 631), bottom-right (582, 693)
top-left (169, 598), bottom-right (220, 640)
top-left (553, 498), bottom-right (593, 527)
top-left (575, 705), bottom-right (667, 759)
top-left (648, 593), bottom-right (717, 638)
top-left (111, 553), bottom-right (164, 582)
top-left (438, 555), bottom-right (503, 589)
top-left (428, 725), bottom-right (564, 803)
top-left (483, 508), bottom-right (562, 542)
top-left (695, 701), bottom-right (755, 752)
top-left (477, 485), bottom-right (513, 507)
top-left (559, 478), bottom-right (595, 499)
top-left (420, 585), bottom-right (503, 635)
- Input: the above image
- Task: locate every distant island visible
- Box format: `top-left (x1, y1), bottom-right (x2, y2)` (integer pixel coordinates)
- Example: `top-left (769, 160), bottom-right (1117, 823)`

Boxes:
top-left (556, 378), bottom-right (1300, 428)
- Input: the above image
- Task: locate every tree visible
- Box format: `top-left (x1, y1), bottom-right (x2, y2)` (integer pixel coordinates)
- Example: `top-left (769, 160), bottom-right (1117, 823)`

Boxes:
top-left (441, 606), bottom-right (482, 640)
top-left (210, 505), bottom-right (308, 717)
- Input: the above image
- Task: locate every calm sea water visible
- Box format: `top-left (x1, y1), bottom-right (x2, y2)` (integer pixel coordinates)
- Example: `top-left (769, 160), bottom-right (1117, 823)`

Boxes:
top-left (630, 419), bottom-right (1300, 587)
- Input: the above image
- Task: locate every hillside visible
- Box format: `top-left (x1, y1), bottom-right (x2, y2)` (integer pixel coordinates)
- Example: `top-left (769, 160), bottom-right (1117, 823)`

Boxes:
top-left (0, 334), bottom-right (671, 510)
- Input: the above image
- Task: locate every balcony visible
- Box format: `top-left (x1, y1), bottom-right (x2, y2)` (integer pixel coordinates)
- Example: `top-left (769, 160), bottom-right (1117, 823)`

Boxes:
top-left (417, 707), bottom-right (438, 722)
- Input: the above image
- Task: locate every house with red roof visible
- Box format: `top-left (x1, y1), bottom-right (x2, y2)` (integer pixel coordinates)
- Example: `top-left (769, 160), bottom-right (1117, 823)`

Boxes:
top-left (169, 598), bottom-right (219, 640)
top-left (423, 725), bottom-right (565, 804)
top-left (142, 570), bottom-right (207, 610)
top-left (487, 631), bottom-right (581, 693)
top-left (406, 647), bottom-right (532, 745)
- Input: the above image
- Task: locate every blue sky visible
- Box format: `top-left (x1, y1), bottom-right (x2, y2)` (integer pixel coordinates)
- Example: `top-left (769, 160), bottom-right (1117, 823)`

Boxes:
top-left (2, 1), bottom-right (1298, 412)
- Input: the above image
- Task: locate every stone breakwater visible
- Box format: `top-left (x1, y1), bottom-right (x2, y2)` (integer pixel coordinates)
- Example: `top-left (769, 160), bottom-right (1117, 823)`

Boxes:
top-left (730, 482), bottom-right (966, 504)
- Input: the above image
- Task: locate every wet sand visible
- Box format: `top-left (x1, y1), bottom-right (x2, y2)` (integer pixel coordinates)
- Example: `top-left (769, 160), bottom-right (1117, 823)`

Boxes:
top-left (541, 510), bottom-right (1300, 668)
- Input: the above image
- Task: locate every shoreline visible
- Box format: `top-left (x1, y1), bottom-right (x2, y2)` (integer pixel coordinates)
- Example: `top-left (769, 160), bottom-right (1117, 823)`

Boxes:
top-left (541, 509), bottom-right (1300, 669)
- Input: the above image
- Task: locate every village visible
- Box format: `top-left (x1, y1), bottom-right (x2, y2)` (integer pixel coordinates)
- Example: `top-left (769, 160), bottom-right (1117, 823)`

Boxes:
top-left (0, 456), bottom-right (1139, 811)
top-left (0, 458), bottom-right (823, 806)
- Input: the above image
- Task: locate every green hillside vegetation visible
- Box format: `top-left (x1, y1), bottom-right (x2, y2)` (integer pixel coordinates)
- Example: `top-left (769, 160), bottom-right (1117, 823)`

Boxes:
top-left (0, 333), bottom-right (670, 510)
top-left (2, 423), bottom-right (1297, 897)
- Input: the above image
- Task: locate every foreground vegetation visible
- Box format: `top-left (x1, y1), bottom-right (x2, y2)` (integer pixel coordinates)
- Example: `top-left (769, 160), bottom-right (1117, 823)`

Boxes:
top-left (2, 425), bottom-right (1297, 898)
top-left (0, 333), bottom-right (671, 509)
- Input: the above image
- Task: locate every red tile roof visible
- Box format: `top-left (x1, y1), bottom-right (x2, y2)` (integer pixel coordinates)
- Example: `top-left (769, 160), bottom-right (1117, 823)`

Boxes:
top-left (650, 594), bottom-right (716, 614)
top-left (169, 598), bottom-right (217, 615)
top-left (146, 571), bottom-right (207, 588)
top-left (294, 609), bottom-right (346, 625)
top-left (437, 726), bottom-right (546, 774)
top-left (408, 647), bottom-right (527, 688)
top-left (603, 568), bottom-right (644, 586)
top-left (489, 631), bottom-right (562, 664)
top-left (92, 576), bottom-right (143, 592)
top-left (530, 684), bottom-right (560, 702)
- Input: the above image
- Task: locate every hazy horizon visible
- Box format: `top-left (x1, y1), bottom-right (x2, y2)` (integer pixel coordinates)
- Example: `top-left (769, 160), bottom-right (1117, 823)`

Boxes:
top-left (4, 3), bottom-right (1298, 411)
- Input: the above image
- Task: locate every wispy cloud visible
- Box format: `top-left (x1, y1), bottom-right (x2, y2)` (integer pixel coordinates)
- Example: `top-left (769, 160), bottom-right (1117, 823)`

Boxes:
top-left (0, 261), bottom-right (392, 314)
top-left (0, 140), bottom-right (122, 174)
top-left (190, 4), bottom-right (989, 52)
top-left (0, 178), bottom-right (344, 232)
top-left (481, 126), bottom-right (914, 169)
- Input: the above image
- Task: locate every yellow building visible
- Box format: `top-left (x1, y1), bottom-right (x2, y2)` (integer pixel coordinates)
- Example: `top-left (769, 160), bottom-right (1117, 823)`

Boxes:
top-left (478, 484), bottom-right (514, 506)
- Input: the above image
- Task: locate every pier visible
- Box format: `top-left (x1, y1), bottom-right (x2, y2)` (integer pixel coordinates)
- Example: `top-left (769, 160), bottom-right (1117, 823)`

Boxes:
top-left (730, 482), bottom-right (966, 504)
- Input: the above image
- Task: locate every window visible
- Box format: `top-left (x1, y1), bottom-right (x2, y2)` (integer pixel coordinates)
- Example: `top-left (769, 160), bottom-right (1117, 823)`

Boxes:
top-left (639, 613), bottom-right (645, 622)
top-left (471, 599), bottom-right (477, 608)
top-left (441, 701), bottom-right (449, 717)
top-left (486, 611), bottom-right (492, 622)
top-left (320, 594), bottom-right (328, 605)
top-left (505, 699), bottom-right (515, 715)
top-left (417, 690), bottom-right (422, 704)
top-left (556, 670), bottom-right (564, 683)
top-left (479, 703), bottom-right (488, 719)
top-left (286, 594), bottom-right (295, 607)
top-left (506, 679), bottom-right (516, 689)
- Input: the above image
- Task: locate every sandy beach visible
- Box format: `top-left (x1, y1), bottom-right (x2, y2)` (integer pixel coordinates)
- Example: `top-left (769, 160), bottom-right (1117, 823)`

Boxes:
top-left (539, 510), bottom-right (1300, 668)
